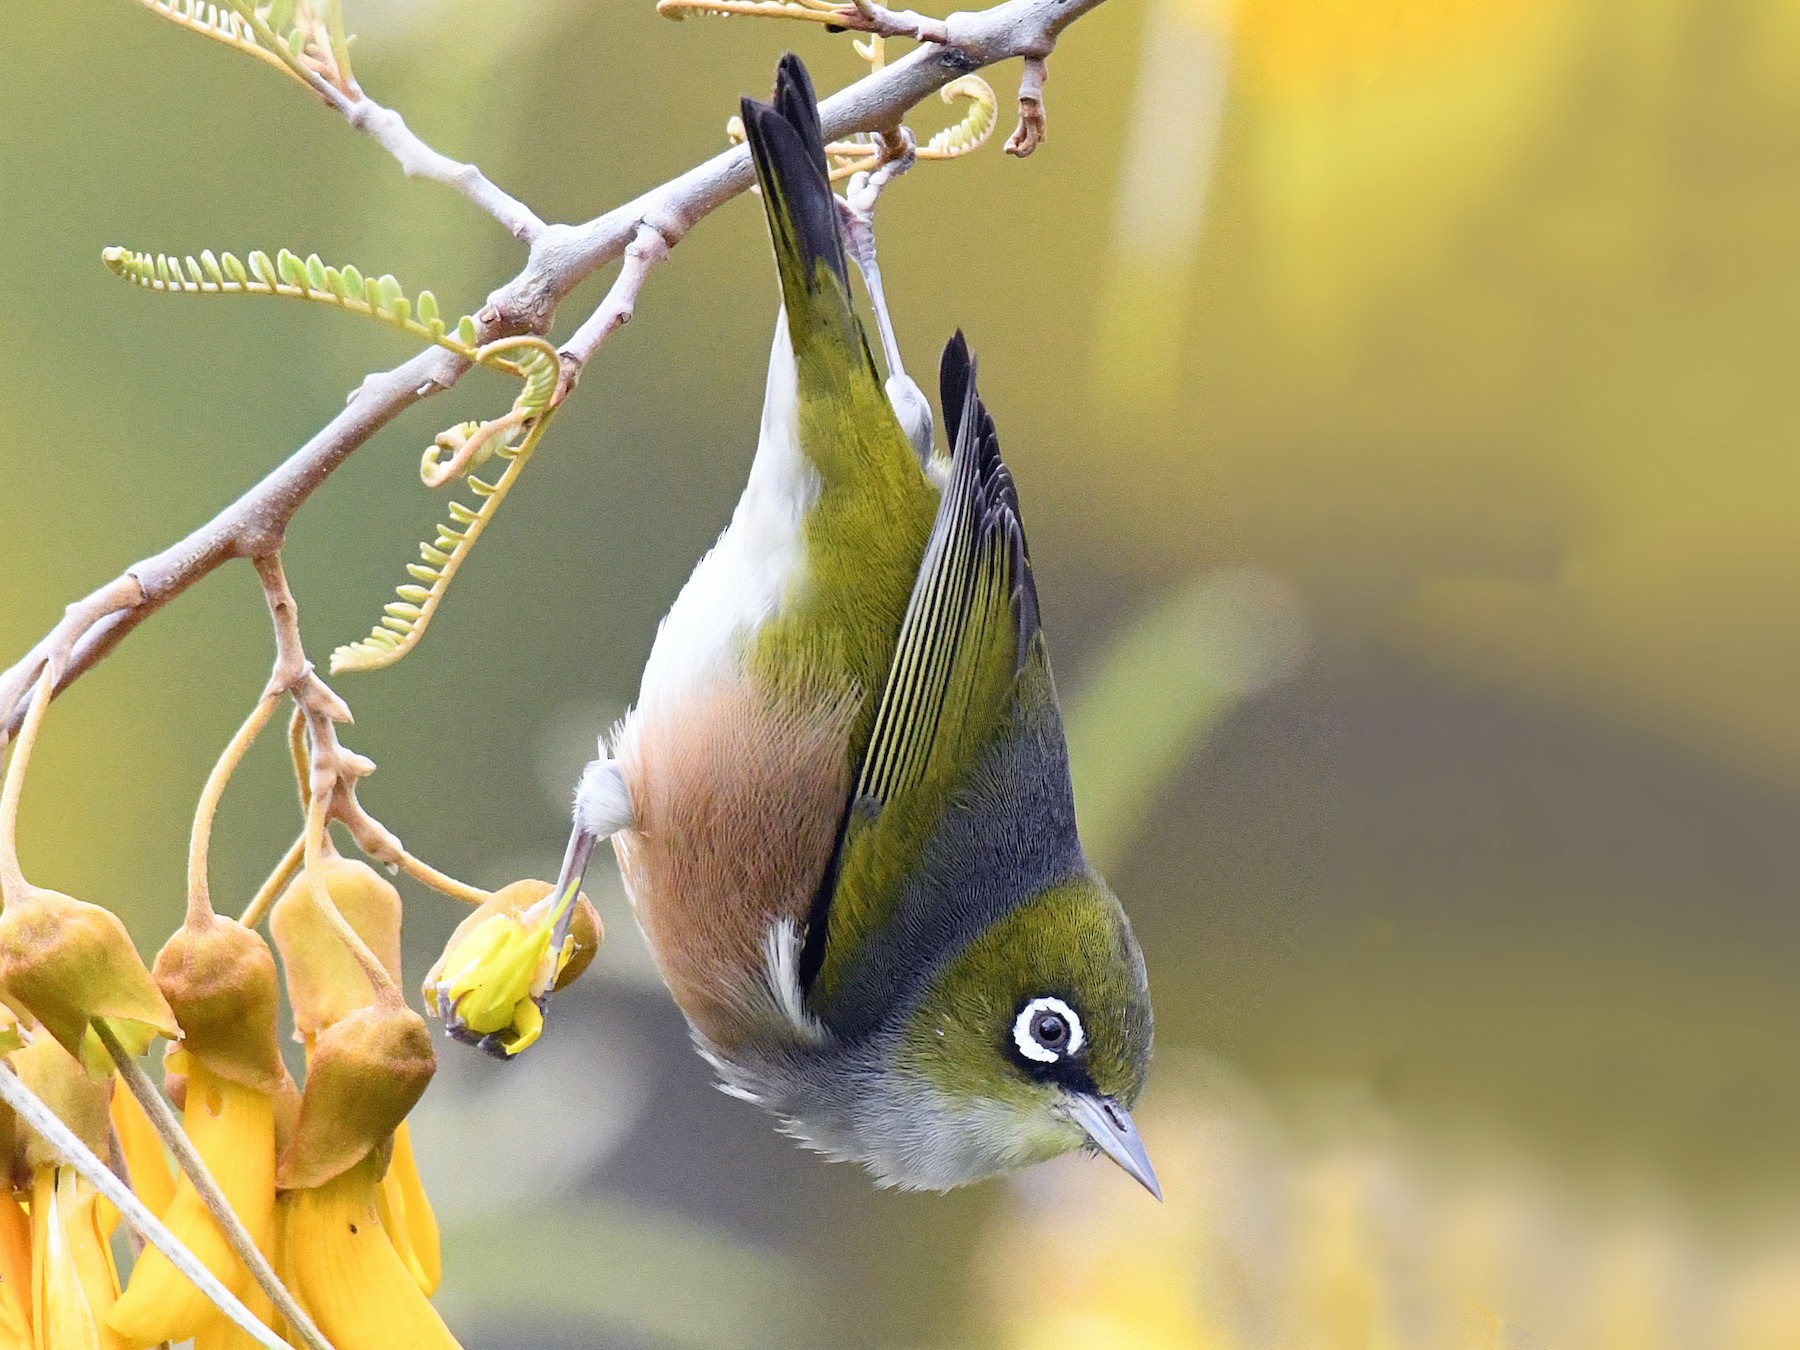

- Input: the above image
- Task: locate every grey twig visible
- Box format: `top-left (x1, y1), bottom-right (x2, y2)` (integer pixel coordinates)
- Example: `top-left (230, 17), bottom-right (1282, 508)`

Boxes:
top-left (557, 223), bottom-right (673, 401)
top-left (844, 0), bottom-right (951, 43)
top-left (331, 95), bottom-right (547, 244)
top-left (0, 0), bottom-right (1110, 740)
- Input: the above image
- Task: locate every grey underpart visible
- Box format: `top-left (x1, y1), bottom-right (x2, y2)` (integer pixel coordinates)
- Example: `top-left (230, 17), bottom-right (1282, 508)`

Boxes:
top-left (698, 1016), bottom-right (1039, 1191)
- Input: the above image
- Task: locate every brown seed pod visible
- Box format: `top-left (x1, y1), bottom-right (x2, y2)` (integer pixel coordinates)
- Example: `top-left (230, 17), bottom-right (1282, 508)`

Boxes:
top-left (0, 887), bottom-right (178, 1058)
top-left (270, 856), bottom-right (403, 1038)
top-left (153, 915), bottom-right (285, 1094)
top-left (277, 1001), bottom-right (435, 1190)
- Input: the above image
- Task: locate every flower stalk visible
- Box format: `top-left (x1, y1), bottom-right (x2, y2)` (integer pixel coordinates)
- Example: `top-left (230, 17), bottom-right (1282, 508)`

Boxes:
top-left (188, 693), bottom-right (282, 927)
top-left (0, 661), bottom-right (61, 899)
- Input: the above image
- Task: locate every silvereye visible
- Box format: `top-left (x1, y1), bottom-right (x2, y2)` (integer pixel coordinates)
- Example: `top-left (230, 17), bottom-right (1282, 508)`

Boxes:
top-left (547, 55), bottom-right (1156, 1195)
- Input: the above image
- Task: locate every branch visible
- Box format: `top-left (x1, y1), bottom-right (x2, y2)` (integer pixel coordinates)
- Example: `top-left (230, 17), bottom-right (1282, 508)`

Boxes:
top-left (556, 223), bottom-right (672, 400)
top-left (251, 556), bottom-right (491, 908)
top-left (845, 0), bottom-right (950, 43)
top-left (0, 0), bottom-right (1109, 740)
top-left (204, 0), bottom-right (547, 242)
top-left (332, 96), bottom-right (547, 244)
top-left (250, 557), bottom-right (400, 1002)
top-left (656, 0), bottom-right (946, 43)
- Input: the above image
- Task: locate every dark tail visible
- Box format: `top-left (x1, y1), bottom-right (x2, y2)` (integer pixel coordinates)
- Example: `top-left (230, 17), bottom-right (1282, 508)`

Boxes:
top-left (741, 55), bottom-right (855, 338)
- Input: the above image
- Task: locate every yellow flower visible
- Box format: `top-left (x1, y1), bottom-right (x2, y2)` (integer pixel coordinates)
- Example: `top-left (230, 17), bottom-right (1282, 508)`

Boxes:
top-left (31, 1168), bottom-right (127, 1350)
top-left (424, 879), bottom-right (600, 1057)
top-left (0, 1189), bottom-right (31, 1347)
top-left (106, 1058), bottom-right (276, 1348)
top-left (377, 1122), bottom-right (441, 1296)
top-left (107, 1080), bottom-right (174, 1220)
top-left (102, 910), bottom-right (296, 1348)
top-left (279, 1153), bottom-right (463, 1350)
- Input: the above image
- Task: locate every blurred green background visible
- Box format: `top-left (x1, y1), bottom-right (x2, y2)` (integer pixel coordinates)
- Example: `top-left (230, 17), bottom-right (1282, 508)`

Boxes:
top-left (6, 0), bottom-right (1800, 1344)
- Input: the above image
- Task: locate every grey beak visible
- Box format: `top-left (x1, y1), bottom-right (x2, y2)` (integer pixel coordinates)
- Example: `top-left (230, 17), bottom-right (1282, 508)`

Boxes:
top-left (1066, 1093), bottom-right (1162, 1201)
top-left (546, 826), bottom-right (597, 942)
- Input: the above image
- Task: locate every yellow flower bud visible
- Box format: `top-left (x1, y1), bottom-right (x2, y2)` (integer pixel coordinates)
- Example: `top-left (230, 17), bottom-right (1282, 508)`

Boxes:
top-left (0, 888), bottom-right (177, 1060)
top-left (269, 857), bottom-right (402, 1039)
top-left (106, 1059), bottom-right (276, 1348)
top-left (423, 880), bottom-right (600, 1058)
top-left (31, 1166), bottom-right (127, 1350)
top-left (276, 1002), bottom-right (434, 1191)
top-left (277, 1153), bottom-right (463, 1350)
top-left (152, 917), bottom-right (285, 1095)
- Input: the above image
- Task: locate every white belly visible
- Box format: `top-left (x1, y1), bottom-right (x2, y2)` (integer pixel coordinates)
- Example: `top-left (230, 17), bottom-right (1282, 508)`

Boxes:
top-left (633, 310), bottom-right (815, 719)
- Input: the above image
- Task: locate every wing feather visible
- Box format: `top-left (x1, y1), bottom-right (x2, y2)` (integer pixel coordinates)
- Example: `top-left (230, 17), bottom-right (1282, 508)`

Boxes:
top-left (800, 332), bottom-right (1042, 1003)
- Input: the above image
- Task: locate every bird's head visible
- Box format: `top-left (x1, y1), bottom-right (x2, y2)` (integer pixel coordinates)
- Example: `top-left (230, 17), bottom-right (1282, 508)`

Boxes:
top-left (874, 873), bottom-right (1157, 1196)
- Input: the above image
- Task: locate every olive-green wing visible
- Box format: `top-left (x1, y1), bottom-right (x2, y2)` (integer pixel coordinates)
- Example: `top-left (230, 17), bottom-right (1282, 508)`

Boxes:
top-left (739, 55), bottom-right (940, 754)
top-left (800, 332), bottom-right (1042, 1005)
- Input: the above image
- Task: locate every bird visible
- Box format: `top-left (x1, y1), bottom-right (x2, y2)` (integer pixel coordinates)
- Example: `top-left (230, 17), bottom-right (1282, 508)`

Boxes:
top-left (545, 53), bottom-right (1156, 1196)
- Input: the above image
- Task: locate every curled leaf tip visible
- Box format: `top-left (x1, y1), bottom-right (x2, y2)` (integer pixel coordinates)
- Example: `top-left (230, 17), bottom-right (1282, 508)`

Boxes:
top-left (333, 340), bottom-right (562, 675)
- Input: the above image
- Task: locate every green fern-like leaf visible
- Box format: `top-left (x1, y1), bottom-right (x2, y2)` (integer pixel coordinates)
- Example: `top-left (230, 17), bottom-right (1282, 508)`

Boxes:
top-left (132, 1), bottom-right (300, 81)
top-left (101, 247), bottom-right (478, 359)
top-left (134, 1), bottom-right (354, 95)
top-left (330, 338), bottom-right (565, 675)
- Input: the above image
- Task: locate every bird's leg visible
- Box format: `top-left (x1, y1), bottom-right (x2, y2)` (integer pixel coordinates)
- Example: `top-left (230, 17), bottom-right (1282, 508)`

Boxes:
top-left (550, 754), bottom-right (635, 940)
top-left (838, 130), bottom-right (934, 462)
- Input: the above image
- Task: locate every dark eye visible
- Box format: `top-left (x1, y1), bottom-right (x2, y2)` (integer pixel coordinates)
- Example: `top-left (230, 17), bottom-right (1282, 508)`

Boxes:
top-left (1013, 996), bottom-right (1086, 1065)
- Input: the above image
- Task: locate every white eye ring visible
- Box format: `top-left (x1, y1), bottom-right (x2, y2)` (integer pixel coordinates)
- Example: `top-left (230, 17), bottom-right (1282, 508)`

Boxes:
top-left (1013, 996), bottom-right (1085, 1064)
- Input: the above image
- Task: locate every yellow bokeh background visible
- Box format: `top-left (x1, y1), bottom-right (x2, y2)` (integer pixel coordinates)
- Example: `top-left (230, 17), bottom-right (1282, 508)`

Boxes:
top-left (5, 0), bottom-right (1800, 1345)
